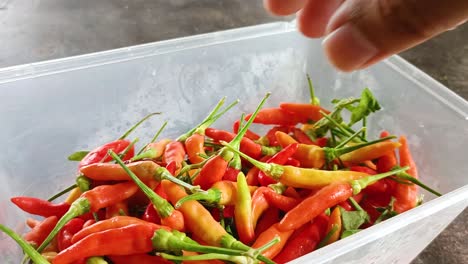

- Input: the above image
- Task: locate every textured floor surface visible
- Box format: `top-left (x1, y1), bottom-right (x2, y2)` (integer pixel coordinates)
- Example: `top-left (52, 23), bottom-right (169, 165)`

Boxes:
top-left (1, 1), bottom-right (467, 263)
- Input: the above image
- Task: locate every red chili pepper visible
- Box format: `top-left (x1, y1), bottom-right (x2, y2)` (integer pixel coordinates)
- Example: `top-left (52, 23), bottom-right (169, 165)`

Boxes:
top-left (36, 181), bottom-right (139, 252)
top-left (211, 206), bottom-right (235, 222)
top-left (205, 128), bottom-right (263, 159)
top-left (54, 224), bottom-right (158, 264)
top-left (273, 214), bottom-right (329, 263)
top-left (26, 218), bottom-right (41, 229)
top-left (393, 136), bottom-right (419, 213)
top-left (265, 126), bottom-right (290, 146)
top-left (109, 254), bottom-right (173, 264)
top-left (233, 119), bottom-right (260, 140)
top-left (79, 139), bottom-right (133, 169)
top-left (57, 218), bottom-right (85, 251)
top-left (163, 141), bottom-right (186, 172)
top-left (166, 160), bottom-right (177, 175)
top-left (246, 166), bottom-right (260, 186)
top-left (263, 191), bottom-right (301, 212)
top-left (194, 155), bottom-right (229, 190)
top-left (244, 108), bottom-right (302, 126)
top-left (258, 143), bottom-right (298, 186)
top-left (23, 216), bottom-right (58, 247)
top-left (10, 197), bottom-right (70, 218)
top-left (142, 202), bottom-right (161, 224)
top-left (222, 167), bottom-right (240, 182)
top-left (285, 157), bottom-right (301, 167)
top-left (279, 103), bottom-right (328, 123)
top-left (255, 207), bottom-right (280, 237)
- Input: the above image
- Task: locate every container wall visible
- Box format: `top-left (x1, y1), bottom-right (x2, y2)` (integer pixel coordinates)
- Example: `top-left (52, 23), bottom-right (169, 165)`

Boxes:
top-left (0, 24), bottom-right (467, 261)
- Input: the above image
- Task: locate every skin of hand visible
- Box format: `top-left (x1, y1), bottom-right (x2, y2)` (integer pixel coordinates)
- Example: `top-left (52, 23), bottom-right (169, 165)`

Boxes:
top-left (264, 0), bottom-right (468, 72)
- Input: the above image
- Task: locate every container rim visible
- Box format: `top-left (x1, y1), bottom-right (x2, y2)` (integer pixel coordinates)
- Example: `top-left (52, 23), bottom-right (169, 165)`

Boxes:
top-left (290, 184), bottom-right (468, 263)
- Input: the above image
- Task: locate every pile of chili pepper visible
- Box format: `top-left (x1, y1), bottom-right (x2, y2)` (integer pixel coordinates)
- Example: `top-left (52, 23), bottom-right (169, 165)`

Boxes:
top-left (1, 77), bottom-right (442, 264)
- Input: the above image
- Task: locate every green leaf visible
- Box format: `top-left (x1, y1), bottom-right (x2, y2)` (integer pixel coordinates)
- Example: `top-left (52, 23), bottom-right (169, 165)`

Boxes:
top-left (67, 151), bottom-right (89, 161)
top-left (340, 207), bottom-right (368, 231)
top-left (341, 229), bottom-right (361, 239)
top-left (348, 88), bottom-right (381, 126)
top-left (374, 197), bottom-right (398, 224)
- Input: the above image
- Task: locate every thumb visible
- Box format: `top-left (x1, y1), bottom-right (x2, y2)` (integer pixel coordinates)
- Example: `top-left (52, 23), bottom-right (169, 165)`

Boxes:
top-left (322, 0), bottom-right (468, 72)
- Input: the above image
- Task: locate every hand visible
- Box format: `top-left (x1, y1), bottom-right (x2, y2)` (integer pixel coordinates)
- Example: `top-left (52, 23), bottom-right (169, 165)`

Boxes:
top-left (264, 0), bottom-right (468, 72)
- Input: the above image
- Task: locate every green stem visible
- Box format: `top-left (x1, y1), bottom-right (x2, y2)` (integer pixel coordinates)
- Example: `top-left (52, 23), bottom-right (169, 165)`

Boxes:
top-left (131, 147), bottom-right (158, 161)
top-left (229, 93), bottom-right (270, 151)
top-left (37, 197), bottom-right (91, 252)
top-left (159, 253), bottom-right (253, 264)
top-left (178, 159), bottom-right (210, 176)
top-left (152, 229), bottom-right (246, 256)
top-left (395, 171), bottom-right (442, 197)
top-left (348, 197), bottom-right (365, 212)
top-left (137, 120), bottom-right (168, 155)
top-left (0, 224), bottom-right (50, 264)
top-left (175, 188), bottom-right (220, 208)
top-left (47, 184), bottom-right (77, 202)
top-left (76, 175), bottom-right (91, 192)
top-left (335, 127), bottom-right (366, 149)
top-left (317, 225), bottom-right (339, 248)
top-left (154, 167), bottom-right (202, 193)
top-left (118, 112), bottom-right (160, 140)
top-left (177, 97), bottom-right (233, 142)
top-left (198, 99), bottom-right (239, 135)
top-left (220, 235), bottom-right (274, 264)
top-left (254, 236), bottom-right (280, 254)
top-left (362, 117), bottom-right (367, 139)
top-left (350, 166), bottom-right (409, 195)
top-left (323, 136), bottom-right (396, 163)
top-left (307, 74), bottom-right (320, 106)
top-left (118, 137), bottom-right (139, 159)
top-left (221, 142), bottom-right (284, 180)
top-left (109, 151), bottom-right (174, 218)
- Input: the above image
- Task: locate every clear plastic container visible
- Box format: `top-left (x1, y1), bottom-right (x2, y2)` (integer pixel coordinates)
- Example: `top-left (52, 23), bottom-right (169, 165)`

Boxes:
top-left (0, 21), bottom-right (467, 263)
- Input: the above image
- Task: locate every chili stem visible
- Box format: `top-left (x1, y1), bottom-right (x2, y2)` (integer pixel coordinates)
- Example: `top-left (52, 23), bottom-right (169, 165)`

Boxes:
top-left (137, 120), bottom-right (168, 155)
top-left (395, 171), bottom-right (442, 197)
top-left (118, 137), bottom-right (139, 160)
top-left (47, 183), bottom-right (77, 202)
top-left (86, 256), bottom-right (108, 264)
top-left (350, 166), bottom-right (409, 195)
top-left (0, 224), bottom-right (50, 264)
top-left (159, 253), bottom-right (252, 263)
top-left (335, 127), bottom-right (366, 149)
top-left (109, 151), bottom-right (174, 218)
top-left (307, 74), bottom-right (320, 106)
top-left (118, 112), bottom-right (160, 140)
top-left (177, 97), bottom-right (227, 142)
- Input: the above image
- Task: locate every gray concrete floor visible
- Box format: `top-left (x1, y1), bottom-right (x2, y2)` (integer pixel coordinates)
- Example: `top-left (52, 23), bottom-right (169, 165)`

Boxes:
top-left (1, 0), bottom-right (467, 263)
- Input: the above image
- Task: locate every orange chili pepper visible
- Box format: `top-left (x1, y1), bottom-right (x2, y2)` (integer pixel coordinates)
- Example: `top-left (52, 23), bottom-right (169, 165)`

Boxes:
top-left (80, 160), bottom-right (159, 181)
top-left (251, 223), bottom-right (294, 259)
top-left (393, 135), bottom-right (419, 213)
top-left (279, 102), bottom-right (328, 123)
top-left (325, 207), bottom-right (342, 245)
top-left (54, 224), bottom-right (158, 264)
top-left (163, 141), bottom-right (186, 172)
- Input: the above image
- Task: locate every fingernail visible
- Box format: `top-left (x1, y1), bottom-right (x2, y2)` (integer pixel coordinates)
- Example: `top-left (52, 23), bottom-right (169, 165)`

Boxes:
top-left (322, 23), bottom-right (378, 72)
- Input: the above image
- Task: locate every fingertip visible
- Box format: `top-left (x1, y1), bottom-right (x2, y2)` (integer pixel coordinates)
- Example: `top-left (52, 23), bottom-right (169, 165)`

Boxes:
top-left (297, 0), bottom-right (344, 38)
top-left (264, 0), bottom-right (307, 16)
top-left (322, 23), bottom-right (379, 72)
